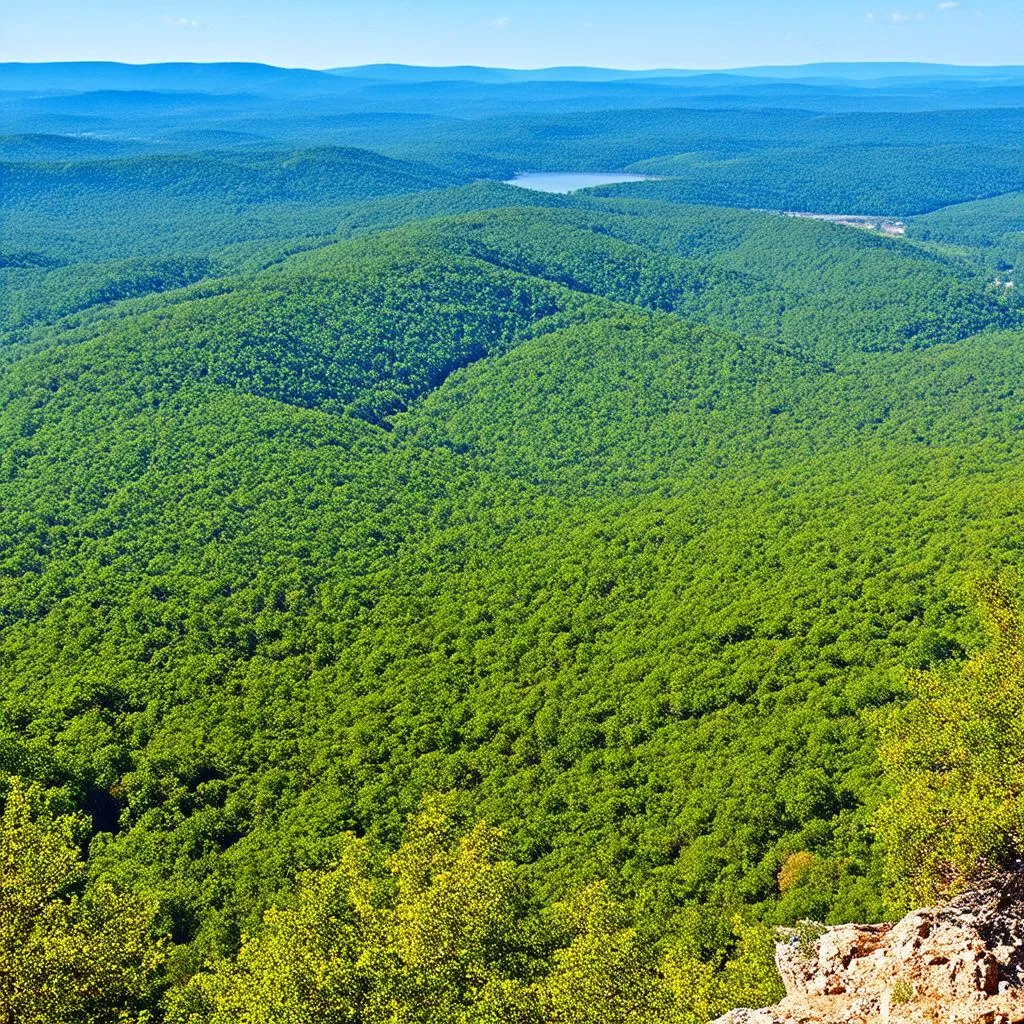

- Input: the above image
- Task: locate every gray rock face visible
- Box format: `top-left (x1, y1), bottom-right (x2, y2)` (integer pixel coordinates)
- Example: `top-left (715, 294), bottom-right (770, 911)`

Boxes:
top-left (714, 873), bottom-right (1024, 1023)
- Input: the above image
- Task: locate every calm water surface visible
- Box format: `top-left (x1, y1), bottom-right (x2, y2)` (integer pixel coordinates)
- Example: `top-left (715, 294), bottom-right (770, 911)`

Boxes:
top-left (504, 172), bottom-right (653, 193)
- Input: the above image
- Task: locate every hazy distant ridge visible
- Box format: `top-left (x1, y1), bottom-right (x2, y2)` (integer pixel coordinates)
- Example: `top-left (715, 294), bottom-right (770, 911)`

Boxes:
top-left (327, 61), bottom-right (1024, 83)
top-left (3, 60), bottom-right (1024, 97)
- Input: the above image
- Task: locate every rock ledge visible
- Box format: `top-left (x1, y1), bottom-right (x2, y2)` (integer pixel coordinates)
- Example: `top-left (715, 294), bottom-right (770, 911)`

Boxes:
top-left (715, 872), bottom-right (1024, 1024)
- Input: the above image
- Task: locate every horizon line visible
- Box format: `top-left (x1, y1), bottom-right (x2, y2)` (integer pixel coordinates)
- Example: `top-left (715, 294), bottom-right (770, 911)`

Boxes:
top-left (3, 58), bottom-right (1023, 73)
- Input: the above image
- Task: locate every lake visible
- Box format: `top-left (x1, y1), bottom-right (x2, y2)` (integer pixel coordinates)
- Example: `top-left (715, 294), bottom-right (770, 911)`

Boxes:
top-left (504, 172), bottom-right (653, 193)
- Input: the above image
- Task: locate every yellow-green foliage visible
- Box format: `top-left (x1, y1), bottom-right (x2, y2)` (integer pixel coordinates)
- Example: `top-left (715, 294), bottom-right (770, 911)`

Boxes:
top-left (878, 579), bottom-right (1024, 909)
top-left (539, 884), bottom-right (667, 1024)
top-left (0, 779), bottom-right (162, 1024)
top-left (662, 918), bottom-right (784, 1024)
top-left (168, 801), bottom-right (781, 1024)
top-left (170, 799), bottom-right (536, 1024)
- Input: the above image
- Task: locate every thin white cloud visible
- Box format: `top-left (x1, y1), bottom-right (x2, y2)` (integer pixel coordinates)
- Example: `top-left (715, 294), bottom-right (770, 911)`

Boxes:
top-left (868, 7), bottom-right (929, 22)
top-left (937, 1), bottom-right (959, 8)
top-left (492, 16), bottom-right (511, 30)
top-left (168, 16), bottom-right (201, 29)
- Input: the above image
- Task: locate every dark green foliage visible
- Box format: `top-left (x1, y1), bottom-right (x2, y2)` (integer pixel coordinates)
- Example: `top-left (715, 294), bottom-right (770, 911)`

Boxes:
top-left (390, 107), bottom-right (1024, 214)
top-left (335, 181), bottom-right (574, 238)
top-left (1, 147), bottom-right (462, 208)
top-left (607, 143), bottom-right (1024, 216)
top-left (907, 191), bottom-right (1024, 274)
top-left (391, 202), bottom-right (1021, 357)
top-left (0, 255), bottom-right (215, 330)
top-left (0, 146), bottom-right (471, 326)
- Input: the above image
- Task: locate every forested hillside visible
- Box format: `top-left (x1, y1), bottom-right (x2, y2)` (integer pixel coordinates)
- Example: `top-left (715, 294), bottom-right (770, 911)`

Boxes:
top-left (2, 60), bottom-right (1024, 1023)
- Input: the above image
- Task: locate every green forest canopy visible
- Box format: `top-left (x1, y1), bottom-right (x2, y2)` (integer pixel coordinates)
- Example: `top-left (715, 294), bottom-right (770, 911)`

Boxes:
top-left (2, 61), bottom-right (1024, 1021)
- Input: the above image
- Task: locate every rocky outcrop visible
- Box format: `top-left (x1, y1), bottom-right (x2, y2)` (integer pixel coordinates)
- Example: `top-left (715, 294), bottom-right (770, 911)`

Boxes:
top-left (715, 872), bottom-right (1024, 1024)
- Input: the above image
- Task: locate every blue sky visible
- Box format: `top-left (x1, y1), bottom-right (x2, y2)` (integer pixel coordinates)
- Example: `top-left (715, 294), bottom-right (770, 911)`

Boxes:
top-left (2, 0), bottom-right (1019, 68)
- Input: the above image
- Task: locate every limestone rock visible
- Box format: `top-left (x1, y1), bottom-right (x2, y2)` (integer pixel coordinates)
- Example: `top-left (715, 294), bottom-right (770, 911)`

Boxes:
top-left (714, 872), bottom-right (1024, 1024)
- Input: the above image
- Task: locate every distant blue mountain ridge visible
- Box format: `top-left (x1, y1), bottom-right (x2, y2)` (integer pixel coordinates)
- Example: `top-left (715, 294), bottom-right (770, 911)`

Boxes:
top-left (2, 60), bottom-right (1023, 97)
top-left (328, 62), bottom-right (1024, 84)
